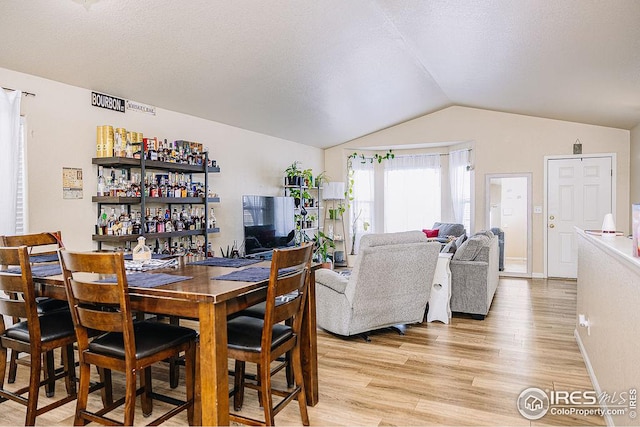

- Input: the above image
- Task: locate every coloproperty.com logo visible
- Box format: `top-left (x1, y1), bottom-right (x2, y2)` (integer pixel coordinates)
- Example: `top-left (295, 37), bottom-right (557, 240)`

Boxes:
top-left (517, 387), bottom-right (637, 420)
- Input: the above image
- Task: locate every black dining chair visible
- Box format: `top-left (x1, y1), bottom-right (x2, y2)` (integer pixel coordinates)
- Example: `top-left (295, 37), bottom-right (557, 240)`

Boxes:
top-left (0, 246), bottom-right (78, 426)
top-left (59, 250), bottom-right (198, 426)
top-left (227, 243), bottom-right (313, 425)
top-left (0, 231), bottom-right (69, 392)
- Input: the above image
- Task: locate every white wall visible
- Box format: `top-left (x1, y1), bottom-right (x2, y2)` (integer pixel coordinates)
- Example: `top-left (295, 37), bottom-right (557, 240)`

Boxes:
top-left (576, 233), bottom-right (640, 426)
top-left (0, 67), bottom-right (323, 251)
top-left (325, 106), bottom-right (630, 276)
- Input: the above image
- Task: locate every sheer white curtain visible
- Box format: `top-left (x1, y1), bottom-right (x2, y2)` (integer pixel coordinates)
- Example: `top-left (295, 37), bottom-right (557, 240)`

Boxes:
top-left (449, 149), bottom-right (471, 231)
top-left (350, 160), bottom-right (374, 254)
top-left (0, 90), bottom-right (21, 235)
top-left (384, 154), bottom-right (441, 232)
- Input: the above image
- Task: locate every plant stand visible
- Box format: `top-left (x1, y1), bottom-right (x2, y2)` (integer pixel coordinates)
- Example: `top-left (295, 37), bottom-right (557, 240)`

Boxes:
top-left (324, 198), bottom-right (348, 268)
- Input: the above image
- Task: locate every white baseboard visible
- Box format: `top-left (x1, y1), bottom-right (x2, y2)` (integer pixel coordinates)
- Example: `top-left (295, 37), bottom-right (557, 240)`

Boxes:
top-left (532, 272), bottom-right (545, 279)
top-left (574, 329), bottom-right (614, 427)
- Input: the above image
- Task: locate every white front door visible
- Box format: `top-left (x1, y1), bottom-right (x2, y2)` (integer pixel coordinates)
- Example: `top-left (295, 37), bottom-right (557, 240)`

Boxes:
top-left (547, 156), bottom-right (613, 278)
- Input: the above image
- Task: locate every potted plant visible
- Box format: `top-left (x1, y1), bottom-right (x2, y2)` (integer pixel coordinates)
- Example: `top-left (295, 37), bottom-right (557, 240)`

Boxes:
top-left (314, 171), bottom-right (329, 188)
top-left (285, 161), bottom-right (302, 186)
top-left (302, 168), bottom-right (314, 187)
top-left (308, 214), bottom-right (317, 229)
top-left (313, 231), bottom-right (335, 269)
top-left (289, 188), bottom-right (301, 207)
top-left (302, 190), bottom-right (312, 207)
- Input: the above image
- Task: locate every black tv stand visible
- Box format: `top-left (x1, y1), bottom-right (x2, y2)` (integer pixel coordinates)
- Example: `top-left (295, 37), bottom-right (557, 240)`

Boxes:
top-left (245, 250), bottom-right (274, 260)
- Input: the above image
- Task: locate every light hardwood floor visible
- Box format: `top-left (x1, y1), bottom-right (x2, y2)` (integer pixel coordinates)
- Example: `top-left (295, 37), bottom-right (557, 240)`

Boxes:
top-left (1, 277), bottom-right (605, 426)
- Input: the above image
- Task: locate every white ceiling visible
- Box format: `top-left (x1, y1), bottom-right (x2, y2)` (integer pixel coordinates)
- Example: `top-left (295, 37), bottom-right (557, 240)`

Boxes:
top-left (2, 0), bottom-right (640, 148)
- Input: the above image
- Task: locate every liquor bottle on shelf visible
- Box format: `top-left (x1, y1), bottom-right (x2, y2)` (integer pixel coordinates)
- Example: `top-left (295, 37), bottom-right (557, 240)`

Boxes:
top-left (156, 208), bottom-right (165, 233)
top-left (153, 175), bottom-right (162, 197)
top-left (208, 207), bottom-right (217, 229)
top-left (143, 174), bottom-right (150, 197)
top-left (125, 133), bottom-right (133, 158)
top-left (165, 211), bottom-right (174, 232)
top-left (97, 208), bottom-right (107, 235)
top-left (174, 208), bottom-right (184, 231)
top-left (107, 208), bottom-right (117, 235)
top-left (145, 208), bottom-right (156, 233)
top-left (159, 177), bottom-right (167, 198)
top-left (193, 208), bottom-right (201, 230)
top-left (132, 211), bottom-right (141, 235)
top-left (97, 166), bottom-right (106, 197)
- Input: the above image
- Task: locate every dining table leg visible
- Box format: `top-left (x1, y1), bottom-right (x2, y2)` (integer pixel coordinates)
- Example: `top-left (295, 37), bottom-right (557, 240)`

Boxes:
top-left (198, 300), bottom-right (229, 426)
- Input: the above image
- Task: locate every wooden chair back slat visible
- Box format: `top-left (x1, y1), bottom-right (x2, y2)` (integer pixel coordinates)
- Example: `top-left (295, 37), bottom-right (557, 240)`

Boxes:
top-left (0, 246), bottom-right (22, 266)
top-left (70, 280), bottom-right (122, 305)
top-left (0, 274), bottom-right (29, 294)
top-left (0, 231), bottom-right (64, 251)
top-left (0, 299), bottom-right (28, 319)
top-left (77, 307), bottom-right (124, 333)
top-left (58, 250), bottom-right (122, 276)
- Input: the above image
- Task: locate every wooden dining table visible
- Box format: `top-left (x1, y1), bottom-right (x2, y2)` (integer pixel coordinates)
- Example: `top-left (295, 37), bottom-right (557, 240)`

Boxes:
top-left (33, 259), bottom-right (320, 426)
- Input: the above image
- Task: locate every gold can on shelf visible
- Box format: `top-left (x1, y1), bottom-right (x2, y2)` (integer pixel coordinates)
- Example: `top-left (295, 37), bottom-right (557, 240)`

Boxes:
top-left (115, 127), bottom-right (127, 157)
top-left (102, 125), bottom-right (114, 158)
top-left (96, 125), bottom-right (104, 157)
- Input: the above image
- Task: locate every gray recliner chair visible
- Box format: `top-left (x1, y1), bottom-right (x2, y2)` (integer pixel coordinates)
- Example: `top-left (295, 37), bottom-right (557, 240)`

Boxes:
top-left (314, 231), bottom-right (441, 339)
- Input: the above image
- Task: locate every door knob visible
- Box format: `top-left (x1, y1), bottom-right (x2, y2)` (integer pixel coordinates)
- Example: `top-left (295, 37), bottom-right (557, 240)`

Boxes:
top-left (549, 215), bottom-right (555, 220)
top-left (549, 224), bottom-right (555, 228)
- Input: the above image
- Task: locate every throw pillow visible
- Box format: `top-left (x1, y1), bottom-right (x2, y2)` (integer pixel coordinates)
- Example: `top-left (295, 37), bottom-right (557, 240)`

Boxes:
top-left (452, 235), bottom-right (487, 261)
top-left (473, 230), bottom-right (495, 239)
top-left (422, 228), bottom-right (439, 238)
top-left (455, 233), bottom-right (466, 248)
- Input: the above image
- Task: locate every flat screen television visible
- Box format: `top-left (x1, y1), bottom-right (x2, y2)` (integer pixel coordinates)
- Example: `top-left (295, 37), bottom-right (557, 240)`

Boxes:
top-left (242, 195), bottom-right (296, 256)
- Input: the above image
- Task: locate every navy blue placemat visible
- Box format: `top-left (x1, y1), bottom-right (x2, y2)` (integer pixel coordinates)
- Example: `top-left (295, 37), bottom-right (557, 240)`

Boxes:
top-left (212, 266), bottom-right (296, 282)
top-left (29, 253), bottom-right (59, 263)
top-left (5, 264), bottom-right (62, 277)
top-left (188, 257), bottom-right (261, 268)
top-left (98, 273), bottom-right (192, 288)
top-left (123, 253), bottom-right (177, 260)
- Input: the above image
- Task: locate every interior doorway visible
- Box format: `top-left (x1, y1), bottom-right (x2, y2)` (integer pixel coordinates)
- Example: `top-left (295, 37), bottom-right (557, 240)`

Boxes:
top-left (545, 155), bottom-right (614, 278)
top-left (485, 173), bottom-right (532, 277)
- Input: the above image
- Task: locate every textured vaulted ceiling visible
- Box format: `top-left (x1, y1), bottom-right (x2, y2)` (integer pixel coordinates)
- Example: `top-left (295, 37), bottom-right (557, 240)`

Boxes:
top-left (1, 0), bottom-right (639, 148)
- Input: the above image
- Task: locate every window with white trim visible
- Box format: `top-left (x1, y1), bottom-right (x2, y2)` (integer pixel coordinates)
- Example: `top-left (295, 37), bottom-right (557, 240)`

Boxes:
top-left (383, 154), bottom-right (441, 232)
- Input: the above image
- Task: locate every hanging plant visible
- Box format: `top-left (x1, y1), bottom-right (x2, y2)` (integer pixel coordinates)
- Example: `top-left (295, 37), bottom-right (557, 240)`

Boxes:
top-left (345, 149), bottom-right (394, 210)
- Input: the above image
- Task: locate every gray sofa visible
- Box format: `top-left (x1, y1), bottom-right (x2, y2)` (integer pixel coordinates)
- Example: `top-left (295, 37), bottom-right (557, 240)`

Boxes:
top-left (314, 231), bottom-right (441, 337)
top-left (449, 231), bottom-right (499, 319)
top-left (432, 222), bottom-right (466, 244)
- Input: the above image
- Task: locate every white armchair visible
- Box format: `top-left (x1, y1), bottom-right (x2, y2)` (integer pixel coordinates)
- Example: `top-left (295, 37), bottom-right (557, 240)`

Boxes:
top-left (314, 231), bottom-right (441, 338)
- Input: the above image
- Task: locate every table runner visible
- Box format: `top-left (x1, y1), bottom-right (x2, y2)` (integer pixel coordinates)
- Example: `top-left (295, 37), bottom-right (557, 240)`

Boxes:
top-left (5, 264), bottom-right (62, 277)
top-left (28, 253), bottom-right (59, 263)
top-left (212, 266), bottom-right (295, 282)
top-left (188, 257), bottom-right (261, 268)
top-left (98, 272), bottom-right (192, 288)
